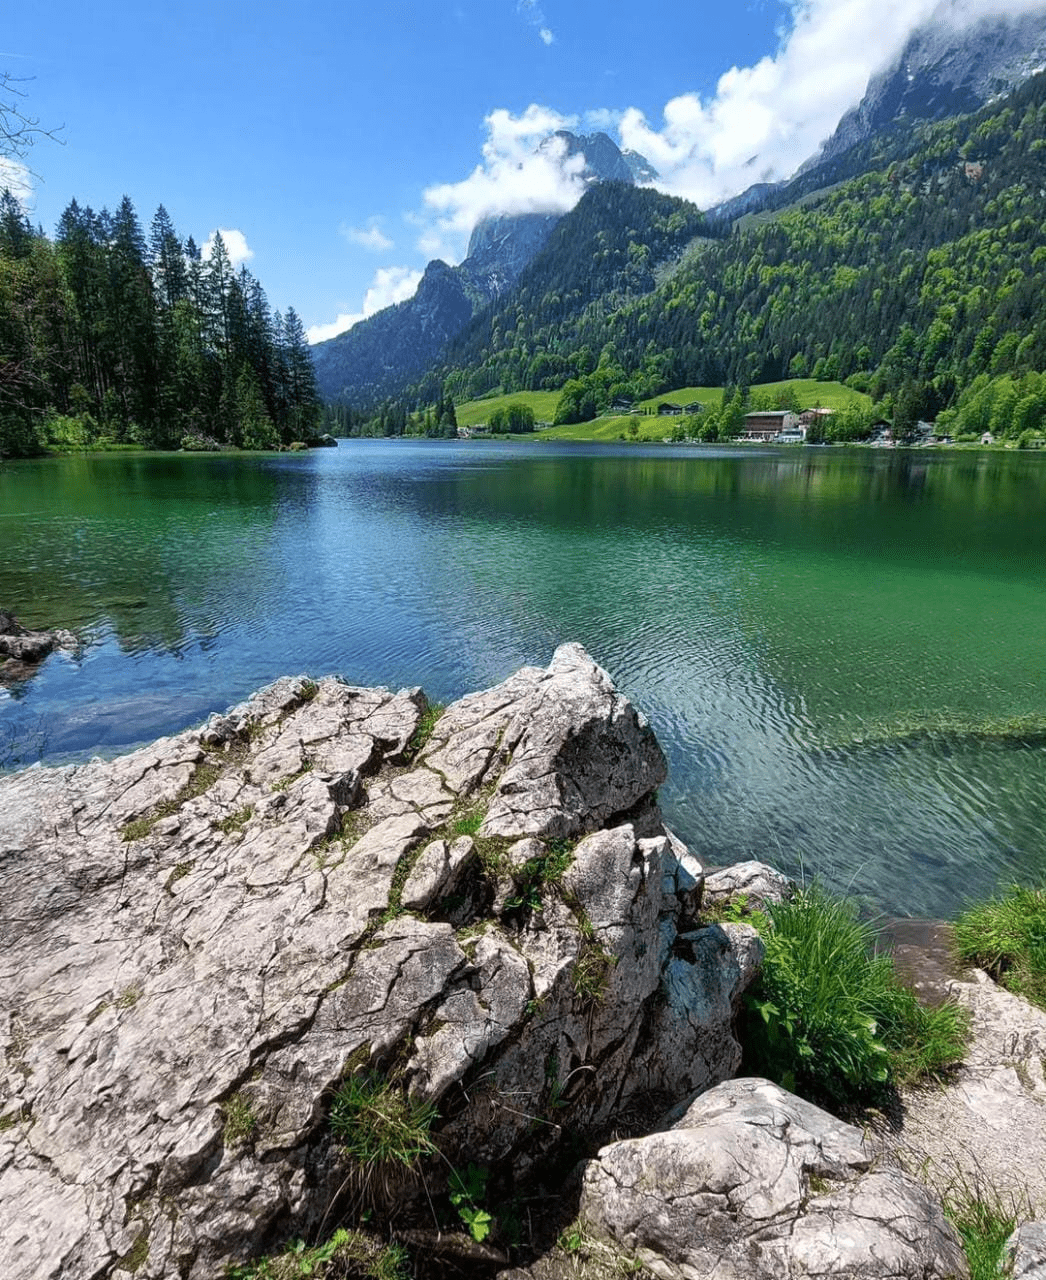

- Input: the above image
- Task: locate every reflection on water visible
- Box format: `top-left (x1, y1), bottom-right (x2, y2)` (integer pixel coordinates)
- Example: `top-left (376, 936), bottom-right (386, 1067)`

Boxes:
top-left (2, 441), bottom-right (1045, 917)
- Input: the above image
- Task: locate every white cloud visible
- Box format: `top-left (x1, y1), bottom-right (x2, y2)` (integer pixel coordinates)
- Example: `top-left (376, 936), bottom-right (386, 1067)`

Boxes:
top-left (617, 0), bottom-right (1046, 208)
top-left (342, 222), bottom-right (393, 252)
top-left (540, 27), bottom-right (554, 45)
top-left (202, 227), bottom-right (254, 268)
top-left (306, 265), bottom-right (423, 344)
top-left (0, 157), bottom-right (31, 205)
top-left (421, 104), bottom-right (586, 260)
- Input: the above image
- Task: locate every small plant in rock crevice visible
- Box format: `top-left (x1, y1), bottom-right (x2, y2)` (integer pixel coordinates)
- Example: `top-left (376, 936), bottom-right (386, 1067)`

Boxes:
top-left (329, 1073), bottom-right (438, 1172)
top-left (222, 1091), bottom-right (258, 1146)
top-left (448, 1162), bottom-right (494, 1242)
top-left (406, 702), bottom-right (445, 760)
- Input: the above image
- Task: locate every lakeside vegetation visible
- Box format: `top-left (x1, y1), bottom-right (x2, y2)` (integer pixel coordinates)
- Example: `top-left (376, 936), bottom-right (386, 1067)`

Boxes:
top-left (0, 193), bottom-right (320, 459)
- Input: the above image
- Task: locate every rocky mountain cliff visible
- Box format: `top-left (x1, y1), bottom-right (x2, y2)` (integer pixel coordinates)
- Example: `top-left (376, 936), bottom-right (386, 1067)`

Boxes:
top-left (311, 133), bottom-right (655, 406)
top-left (806, 5), bottom-right (1046, 172)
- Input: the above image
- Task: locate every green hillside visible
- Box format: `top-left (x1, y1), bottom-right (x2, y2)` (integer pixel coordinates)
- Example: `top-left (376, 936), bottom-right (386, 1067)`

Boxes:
top-left (449, 380), bottom-right (870, 441)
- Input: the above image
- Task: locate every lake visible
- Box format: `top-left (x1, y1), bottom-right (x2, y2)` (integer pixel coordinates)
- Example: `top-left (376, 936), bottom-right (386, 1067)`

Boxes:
top-left (3, 439), bottom-right (1045, 918)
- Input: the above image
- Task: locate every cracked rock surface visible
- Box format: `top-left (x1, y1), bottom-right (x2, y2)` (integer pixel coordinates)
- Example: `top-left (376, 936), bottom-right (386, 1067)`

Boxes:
top-left (579, 1076), bottom-right (969, 1280)
top-left (0, 643), bottom-right (756, 1279)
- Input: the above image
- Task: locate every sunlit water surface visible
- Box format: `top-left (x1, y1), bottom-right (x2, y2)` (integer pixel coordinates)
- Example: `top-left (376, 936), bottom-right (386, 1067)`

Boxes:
top-left (3, 440), bottom-right (1045, 917)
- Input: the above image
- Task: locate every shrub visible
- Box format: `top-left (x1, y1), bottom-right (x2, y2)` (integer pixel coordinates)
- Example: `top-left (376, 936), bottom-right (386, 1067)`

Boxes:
top-left (953, 884), bottom-right (1046, 1010)
top-left (741, 884), bottom-right (967, 1104)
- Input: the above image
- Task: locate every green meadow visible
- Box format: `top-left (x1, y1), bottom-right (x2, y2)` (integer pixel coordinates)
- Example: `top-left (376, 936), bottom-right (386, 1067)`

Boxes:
top-left (453, 380), bottom-right (871, 442)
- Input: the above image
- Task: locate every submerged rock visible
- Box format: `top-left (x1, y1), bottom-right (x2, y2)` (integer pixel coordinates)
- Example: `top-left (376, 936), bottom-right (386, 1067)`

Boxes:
top-left (0, 644), bottom-right (758, 1279)
top-left (0, 609), bottom-right (77, 684)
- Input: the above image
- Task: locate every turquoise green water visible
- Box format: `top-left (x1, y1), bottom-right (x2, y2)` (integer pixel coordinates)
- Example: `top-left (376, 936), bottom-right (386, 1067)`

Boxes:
top-left (2, 441), bottom-right (1045, 917)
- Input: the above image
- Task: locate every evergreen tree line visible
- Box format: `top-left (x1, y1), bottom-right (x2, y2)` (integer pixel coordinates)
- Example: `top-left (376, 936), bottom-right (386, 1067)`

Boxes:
top-left (0, 192), bottom-right (319, 457)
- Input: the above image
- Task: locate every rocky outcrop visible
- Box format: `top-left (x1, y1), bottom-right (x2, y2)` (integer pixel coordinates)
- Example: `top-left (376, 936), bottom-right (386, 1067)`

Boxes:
top-left (579, 1077), bottom-right (969, 1280)
top-left (0, 644), bottom-right (759, 1280)
top-left (0, 609), bottom-right (76, 684)
top-left (873, 966), bottom-right (1046, 1214)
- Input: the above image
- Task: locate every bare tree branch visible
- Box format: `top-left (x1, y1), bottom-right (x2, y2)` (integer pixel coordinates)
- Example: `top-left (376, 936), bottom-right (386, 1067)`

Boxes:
top-left (1, 71), bottom-right (62, 162)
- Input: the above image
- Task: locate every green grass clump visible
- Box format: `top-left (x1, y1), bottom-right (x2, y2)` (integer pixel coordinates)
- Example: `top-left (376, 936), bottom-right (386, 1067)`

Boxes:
top-left (330, 1073), bottom-right (437, 1171)
top-left (953, 884), bottom-right (1046, 1010)
top-left (406, 701), bottom-right (444, 758)
top-left (216, 806), bottom-right (253, 834)
top-left (506, 839), bottom-right (576, 913)
top-left (222, 1092), bottom-right (258, 1146)
top-left (572, 942), bottom-right (615, 1005)
top-left (741, 884), bottom-right (967, 1104)
top-left (943, 1188), bottom-right (1018, 1280)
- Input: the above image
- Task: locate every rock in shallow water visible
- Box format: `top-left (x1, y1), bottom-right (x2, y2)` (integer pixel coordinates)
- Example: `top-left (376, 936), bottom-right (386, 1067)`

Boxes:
top-left (0, 645), bottom-right (761, 1280)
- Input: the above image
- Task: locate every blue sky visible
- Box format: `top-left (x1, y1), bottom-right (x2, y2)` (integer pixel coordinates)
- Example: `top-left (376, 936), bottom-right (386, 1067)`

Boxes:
top-left (1, 0), bottom-right (1034, 343)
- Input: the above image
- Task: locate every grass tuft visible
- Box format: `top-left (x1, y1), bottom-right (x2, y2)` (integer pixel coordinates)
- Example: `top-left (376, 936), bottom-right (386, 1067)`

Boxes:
top-left (406, 701), bottom-right (445, 759)
top-left (216, 806), bottom-right (253, 834)
top-left (943, 1182), bottom-right (1020, 1280)
top-left (953, 883), bottom-right (1046, 1011)
top-left (740, 883), bottom-right (967, 1104)
top-left (330, 1073), bottom-right (437, 1171)
top-left (222, 1092), bottom-right (258, 1146)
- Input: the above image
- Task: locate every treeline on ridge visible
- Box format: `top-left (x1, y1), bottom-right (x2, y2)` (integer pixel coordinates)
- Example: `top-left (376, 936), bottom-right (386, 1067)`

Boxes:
top-left (0, 193), bottom-right (319, 458)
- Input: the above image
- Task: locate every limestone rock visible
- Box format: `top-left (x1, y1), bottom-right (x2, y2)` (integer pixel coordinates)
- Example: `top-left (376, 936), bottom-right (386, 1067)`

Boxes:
top-left (0, 645), bottom-right (753, 1279)
top-left (1007, 1222), bottom-right (1046, 1279)
top-left (701, 859), bottom-right (793, 911)
top-left (580, 1077), bottom-right (969, 1280)
top-left (0, 609), bottom-right (77, 684)
top-left (872, 967), bottom-right (1046, 1214)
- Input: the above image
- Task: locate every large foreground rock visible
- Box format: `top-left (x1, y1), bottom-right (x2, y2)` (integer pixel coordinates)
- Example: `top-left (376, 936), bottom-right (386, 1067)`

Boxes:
top-left (0, 644), bottom-right (760, 1279)
top-left (580, 1077), bottom-right (969, 1280)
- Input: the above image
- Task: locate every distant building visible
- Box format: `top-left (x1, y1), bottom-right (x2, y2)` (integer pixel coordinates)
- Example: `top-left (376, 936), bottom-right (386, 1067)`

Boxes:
top-left (777, 425), bottom-right (807, 444)
top-left (798, 408), bottom-right (833, 426)
top-left (657, 402), bottom-right (684, 416)
top-left (743, 410), bottom-right (798, 441)
top-left (611, 397), bottom-right (634, 413)
top-left (683, 402), bottom-right (704, 414)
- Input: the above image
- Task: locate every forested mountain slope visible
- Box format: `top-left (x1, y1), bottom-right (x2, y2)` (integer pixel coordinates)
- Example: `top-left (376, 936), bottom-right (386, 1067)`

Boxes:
top-left (427, 181), bottom-right (710, 405)
top-left (407, 70), bottom-right (1046, 428)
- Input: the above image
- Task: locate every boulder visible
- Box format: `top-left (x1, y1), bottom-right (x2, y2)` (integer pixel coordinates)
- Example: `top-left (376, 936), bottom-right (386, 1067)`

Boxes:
top-left (579, 1077), bottom-right (969, 1280)
top-left (701, 859), bottom-right (793, 912)
top-left (0, 646), bottom-right (759, 1279)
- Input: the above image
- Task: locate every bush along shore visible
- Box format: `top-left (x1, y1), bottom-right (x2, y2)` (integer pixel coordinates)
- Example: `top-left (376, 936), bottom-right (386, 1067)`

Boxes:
top-left (2, 646), bottom-right (1045, 1280)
